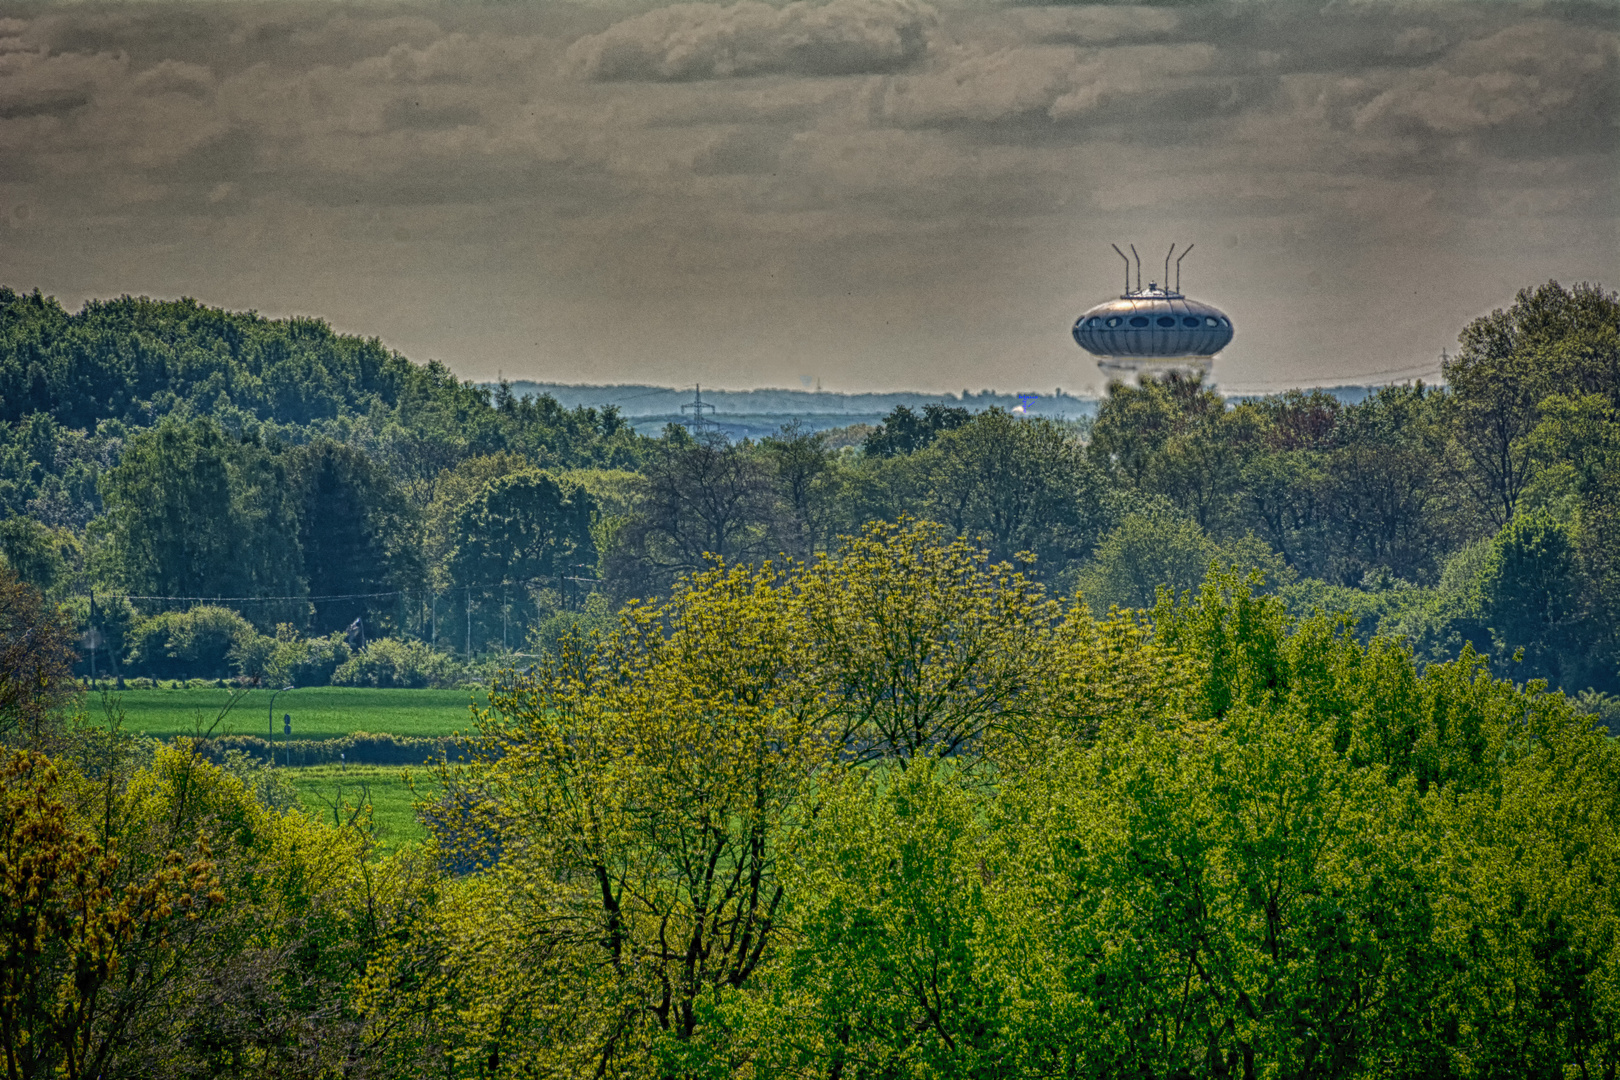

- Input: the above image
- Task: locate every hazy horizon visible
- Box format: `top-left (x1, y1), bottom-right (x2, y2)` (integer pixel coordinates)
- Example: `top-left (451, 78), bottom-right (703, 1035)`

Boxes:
top-left (1, 0), bottom-right (1614, 396)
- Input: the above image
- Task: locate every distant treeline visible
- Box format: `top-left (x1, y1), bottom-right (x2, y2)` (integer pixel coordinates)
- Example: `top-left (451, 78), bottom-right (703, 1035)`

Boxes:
top-left (1, 281), bottom-right (1617, 707)
top-left (498, 380), bottom-right (1102, 419)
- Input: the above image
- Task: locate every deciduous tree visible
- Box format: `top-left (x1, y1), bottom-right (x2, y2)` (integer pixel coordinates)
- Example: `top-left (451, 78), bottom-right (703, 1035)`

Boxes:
top-left (0, 564), bottom-right (77, 747)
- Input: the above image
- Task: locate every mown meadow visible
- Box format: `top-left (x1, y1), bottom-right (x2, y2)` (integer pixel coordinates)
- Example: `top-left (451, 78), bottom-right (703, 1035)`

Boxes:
top-left (288, 763), bottom-right (436, 854)
top-left (115, 685), bottom-right (476, 741)
top-left (97, 686), bottom-right (465, 849)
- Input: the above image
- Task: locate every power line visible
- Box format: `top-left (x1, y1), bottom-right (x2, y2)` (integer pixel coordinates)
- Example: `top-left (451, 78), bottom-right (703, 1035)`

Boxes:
top-left (118, 590), bottom-right (407, 603)
top-left (105, 575), bottom-right (600, 606)
top-left (1220, 361), bottom-right (1444, 395)
top-left (515, 385), bottom-right (679, 410)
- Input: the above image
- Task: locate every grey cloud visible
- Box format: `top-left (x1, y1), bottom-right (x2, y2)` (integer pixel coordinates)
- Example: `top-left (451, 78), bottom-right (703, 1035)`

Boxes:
top-left (691, 127), bottom-right (785, 173)
top-left (0, 44), bottom-right (124, 129)
top-left (877, 45), bottom-right (1080, 126)
top-left (0, 1), bottom-right (1612, 396)
top-left (382, 97), bottom-right (484, 131)
top-left (876, 41), bottom-right (1221, 128)
top-left (0, 94), bottom-right (89, 121)
top-left (1348, 21), bottom-right (1616, 143)
top-left (564, 0), bottom-right (936, 82)
top-left (172, 125), bottom-right (260, 183)
top-left (1389, 26), bottom-right (1448, 60)
top-left (133, 60), bottom-right (215, 98)
top-left (353, 33), bottom-right (547, 86)
top-left (1017, 6), bottom-right (1182, 46)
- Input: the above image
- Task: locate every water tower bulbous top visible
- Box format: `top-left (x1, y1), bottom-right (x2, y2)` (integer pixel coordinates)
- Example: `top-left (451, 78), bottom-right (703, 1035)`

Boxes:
top-left (1071, 244), bottom-right (1234, 359)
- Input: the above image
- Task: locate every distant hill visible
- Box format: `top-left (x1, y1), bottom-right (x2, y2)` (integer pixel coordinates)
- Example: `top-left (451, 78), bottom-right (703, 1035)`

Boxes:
top-left (498, 381), bottom-right (1390, 438)
top-left (500, 382), bottom-right (1097, 438)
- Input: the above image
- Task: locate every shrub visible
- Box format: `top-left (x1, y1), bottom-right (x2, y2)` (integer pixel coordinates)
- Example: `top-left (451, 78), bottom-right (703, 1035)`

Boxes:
top-left (527, 593), bottom-right (614, 659)
top-left (263, 628), bottom-right (351, 687)
top-left (331, 638), bottom-right (465, 689)
top-left (216, 748), bottom-right (301, 812)
top-left (125, 606), bottom-right (256, 680)
top-left (228, 633), bottom-right (276, 682)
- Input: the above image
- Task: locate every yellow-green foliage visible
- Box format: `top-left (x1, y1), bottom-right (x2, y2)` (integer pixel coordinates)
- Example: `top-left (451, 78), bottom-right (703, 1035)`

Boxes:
top-left (12, 520), bottom-right (1620, 1078)
top-left (740, 574), bottom-right (1620, 1078)
top-left (1, 736), bottom-right (435, 1078)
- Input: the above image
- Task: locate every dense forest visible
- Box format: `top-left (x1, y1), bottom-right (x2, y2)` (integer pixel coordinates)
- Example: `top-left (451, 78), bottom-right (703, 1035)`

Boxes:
top-left (1, 280), bottom-right (1617, 708)
top-left (4, 279), bottom-right (1620, 1076)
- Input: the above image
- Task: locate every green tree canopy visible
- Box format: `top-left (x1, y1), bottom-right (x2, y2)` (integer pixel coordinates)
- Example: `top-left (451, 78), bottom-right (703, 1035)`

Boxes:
top-left (447, 470), bottom-right (596, 593)
top-left (289, 439), bottom-right (422, 634)
top-left (918, 410), bottom-right (1113, 572)
top-left (1478, 512), bottom-right (1597, 689)
top-left (97, 418), bottom-right (302, 609)
top-left (1444, 281), bottom-right (1620, 526)
top-left (861, 402), bottom-right (971, 458)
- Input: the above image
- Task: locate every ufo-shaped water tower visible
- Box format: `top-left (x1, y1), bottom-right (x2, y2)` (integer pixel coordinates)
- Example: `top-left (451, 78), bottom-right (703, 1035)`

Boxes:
top-left (1072, 243), bottom-right (1233, 384)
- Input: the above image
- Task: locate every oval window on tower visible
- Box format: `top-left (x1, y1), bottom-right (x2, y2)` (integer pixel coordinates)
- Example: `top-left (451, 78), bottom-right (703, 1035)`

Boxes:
top-left (1183, 316), bottom-right (1201, 328)
top-left (1157, 316), bottom-right (1176, 327)
top-left (1107, 316), bottom-right (1122, 328)
top-left (1206, 316), bottom-right (1219, 327)
top-left (1129, 316), bottom-right (1150, 328)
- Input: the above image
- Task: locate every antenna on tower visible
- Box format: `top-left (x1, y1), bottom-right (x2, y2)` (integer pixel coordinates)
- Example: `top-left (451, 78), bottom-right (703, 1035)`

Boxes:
top-left (1129, 244), bottom-right (1141, 293)
top-left (1111, 244), bottom-right (1130, 294)
top-left (1164, 244), bottom-right (1175, 293)
top-left (1175, 243), bottom-right (1193, 293)
top-left (681, 383), bottom-right (716, 432)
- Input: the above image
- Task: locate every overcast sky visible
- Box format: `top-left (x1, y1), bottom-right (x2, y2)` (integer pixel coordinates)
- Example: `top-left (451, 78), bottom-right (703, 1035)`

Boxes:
top-left (0, 0), bottom-right (1614, 395)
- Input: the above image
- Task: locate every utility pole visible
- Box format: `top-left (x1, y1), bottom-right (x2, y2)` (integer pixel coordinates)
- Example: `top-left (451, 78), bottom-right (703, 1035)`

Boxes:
top-left (268, 684), bottom-right (294, 768)
top-left (681, 384), bottom-right (716, 433)
top-left (564, 564), bottom-right (596, 611)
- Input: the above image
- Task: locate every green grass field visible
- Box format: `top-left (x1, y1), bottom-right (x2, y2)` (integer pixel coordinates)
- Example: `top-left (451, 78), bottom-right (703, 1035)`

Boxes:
top-left (288, 764), bottom-right (438, 854)
top-left (108, 686), bottom-right (481, 741)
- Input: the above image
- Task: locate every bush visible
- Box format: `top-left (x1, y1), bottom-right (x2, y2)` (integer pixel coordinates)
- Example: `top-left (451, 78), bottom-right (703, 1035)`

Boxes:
top-left (228, 633), bottom-right (276, 682)
top-left (263, 628), bottom-right (351, 687)
top-left (331, 637), bottom-right (466, 689)
top-left (527, 593), bottom-right (614, 659)
top-left (216, 748), bottom-right (301, 812)
top-left (125, 606), bottom-right (257, 680)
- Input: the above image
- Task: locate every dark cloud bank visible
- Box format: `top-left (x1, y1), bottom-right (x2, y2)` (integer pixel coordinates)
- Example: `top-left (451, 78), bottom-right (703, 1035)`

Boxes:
top-left (0, 0), bottom-right (1614, 394)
